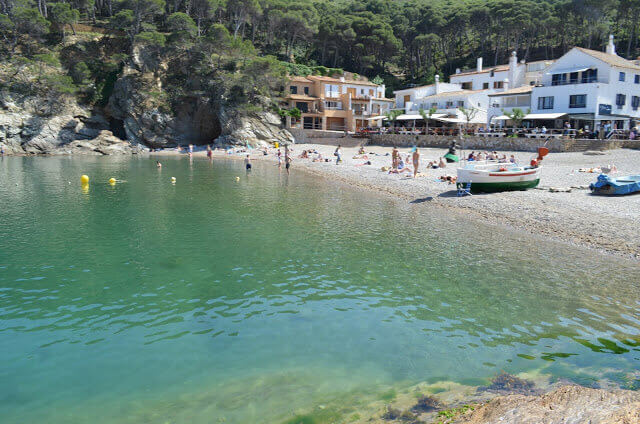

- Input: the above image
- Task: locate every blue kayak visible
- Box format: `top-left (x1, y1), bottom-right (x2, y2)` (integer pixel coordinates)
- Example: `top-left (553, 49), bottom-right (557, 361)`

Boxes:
top-left (590, 174), bottom-right (640, 195)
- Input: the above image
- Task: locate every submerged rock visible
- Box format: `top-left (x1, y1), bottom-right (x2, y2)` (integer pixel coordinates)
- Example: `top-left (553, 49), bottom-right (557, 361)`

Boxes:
top-left (478, 372), bottom-right (536, 395)
top-left (381, 406), bottom-right (420, 423)
top-left (411, 395), bottom-right (444, 413)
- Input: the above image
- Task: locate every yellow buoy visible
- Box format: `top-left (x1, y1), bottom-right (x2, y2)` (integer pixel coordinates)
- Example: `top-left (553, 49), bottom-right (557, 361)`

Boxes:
top-left (80, 175), bottom-right (90, 184)
top-left (275, 142), bottom-right (279, 148)
top-left (108, 178), bottom-right (116, 185)
top-left (171, 177), bottom-right (176, 183)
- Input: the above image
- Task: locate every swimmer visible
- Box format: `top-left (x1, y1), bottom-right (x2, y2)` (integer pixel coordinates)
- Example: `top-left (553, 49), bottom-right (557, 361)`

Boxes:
top-left (245, 155), bottom-right (252, 171)
top-left (156, 161), bottom-right (162, 168)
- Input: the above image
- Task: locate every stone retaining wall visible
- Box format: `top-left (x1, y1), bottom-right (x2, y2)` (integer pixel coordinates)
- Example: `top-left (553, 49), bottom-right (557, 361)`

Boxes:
top-left (368, 134), bottom-right (640, 152)
top-left (290, 128), bottom-right (364, 147)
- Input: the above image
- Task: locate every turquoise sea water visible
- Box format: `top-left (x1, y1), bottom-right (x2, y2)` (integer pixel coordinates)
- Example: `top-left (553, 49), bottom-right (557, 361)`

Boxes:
top-left (1, 155), bottom-right (639, 423)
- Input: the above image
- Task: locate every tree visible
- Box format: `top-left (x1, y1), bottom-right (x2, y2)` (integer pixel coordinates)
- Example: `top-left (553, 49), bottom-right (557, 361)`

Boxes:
top-left (419, 106), bottom-right (437, 135)
top-left (190, 0), bottom-right (221, 36)
top-left (166, 12), bottom-right (196, 42)
top-left (458, 106), bottom-right (479, 135)
top-left (226, 0), bottom-right (260, 39)
top-left (111, 0), bottom-right (165, 46)
top-left (71, 61), bottom-right (91, 83)
top-left (49, 3), bottom-right (79, 41)
top-left (385, 109), bottom-right (402, 129)
top-left (502, 107), bottom-right (530, 134)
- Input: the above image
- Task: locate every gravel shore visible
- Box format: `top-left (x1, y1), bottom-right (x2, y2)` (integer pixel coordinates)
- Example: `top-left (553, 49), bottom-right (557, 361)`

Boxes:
top-left (159, 144), bottom-right (640, 260)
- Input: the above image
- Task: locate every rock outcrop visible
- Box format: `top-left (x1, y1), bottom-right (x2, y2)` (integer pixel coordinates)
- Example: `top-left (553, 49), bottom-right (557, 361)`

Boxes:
top-left (107, 49), bottom-right (293, 149)
top-left (217, 106), bottom-right (294, 147)
top-left (452, 385), bottom-right (640, 424)
top-left (0, 92), bottom-right (145, 155)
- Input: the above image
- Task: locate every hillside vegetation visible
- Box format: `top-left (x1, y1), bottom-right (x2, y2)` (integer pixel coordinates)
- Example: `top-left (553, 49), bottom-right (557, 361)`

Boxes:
top-left (2, 0), bottom-right (639, 102)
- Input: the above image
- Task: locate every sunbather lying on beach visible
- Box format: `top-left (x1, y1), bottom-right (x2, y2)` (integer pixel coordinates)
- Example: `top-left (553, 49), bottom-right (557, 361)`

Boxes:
top-left (355, 161), bottom-right (372, 166)
top-left (312, 153), bottom-right (324, 162)
top-left (439, 175), bottom-right (457, 184)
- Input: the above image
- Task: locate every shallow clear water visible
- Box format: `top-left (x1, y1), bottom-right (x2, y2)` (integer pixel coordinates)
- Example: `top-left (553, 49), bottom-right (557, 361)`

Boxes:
top-left (1, 155), bottom-right (639, 423)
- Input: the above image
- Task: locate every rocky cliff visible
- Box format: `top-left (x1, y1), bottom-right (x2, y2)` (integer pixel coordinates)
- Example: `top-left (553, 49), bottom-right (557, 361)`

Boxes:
top-left (0, 91), bottom-right (145, 155)
top-left (0, 45), bottom-right (293, 155)
top-left (106, 49), bottom-right (293, 149)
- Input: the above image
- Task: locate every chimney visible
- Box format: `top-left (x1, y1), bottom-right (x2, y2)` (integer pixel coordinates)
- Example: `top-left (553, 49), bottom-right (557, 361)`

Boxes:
top-left (435, 74), bottom-right (440, 94)
top-left (508, 51), bottom-right (517, 88)
top-left (503, 78), bottom-right (509, 90)
top-left (606, 34), bottom-right (616, 55)
top-left (455, 68), bottom-right (461, 74)
top-left (477, 57), bottom-right (483, 72)
top-left (339, 76), bottom-right (346, 82)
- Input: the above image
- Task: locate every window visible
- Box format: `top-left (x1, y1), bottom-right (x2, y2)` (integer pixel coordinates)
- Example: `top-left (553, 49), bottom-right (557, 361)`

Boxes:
top-left (446, 101), bottom-right (454, 108)
top-left (303, 86), bottom-right (309, 95)
top-left (569, 72), bottom-right (579, 84)
top-left (431, 102), bottom-right (438, 108)
top-left (490, 70), bottom-right (495, 77)
top-left (632, 96), bottom-right (640, 110)
top-left (461, 82), bottom-right (472, 89)
top-left (636, 75), bottom-right (640, 84)
top-left (538, 96), bottom-right (554, 109)
top-left (483, 82), bottom-right (489, 89)
top-left (290, 86), bottom-right (297, 94)
top-left (619, 72), bottom-right (626, 82)
top-left (295, 102), bottom-right (308, 113)
top-left (569, 94), bottom-right (586, 108)
top-left (325, 84), bottom-right (340, 97)
top-left (581, 68), bottom-right (597, 83)
top-left (616, 94), bottom-right (626, 108)
top-left (551, 73), bottom-right (567, 86)
top-left (457, 100), bottom-right (465, 107)
top-left (493, 81), bottom-right (504, 89)
top-left (324, 101), bottom-right (342, 109)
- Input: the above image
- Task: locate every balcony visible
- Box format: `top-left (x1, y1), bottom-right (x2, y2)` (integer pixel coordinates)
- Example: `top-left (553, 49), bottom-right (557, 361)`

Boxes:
top-left (545, 78), bottom-right (606, 86)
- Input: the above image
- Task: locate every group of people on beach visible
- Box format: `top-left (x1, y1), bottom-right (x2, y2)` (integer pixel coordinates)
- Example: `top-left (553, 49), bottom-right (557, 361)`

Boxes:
top-left (467, 151), bottom-right (514, 162)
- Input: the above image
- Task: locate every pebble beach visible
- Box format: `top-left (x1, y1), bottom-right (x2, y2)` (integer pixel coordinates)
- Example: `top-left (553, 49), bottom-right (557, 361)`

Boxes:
top-left (184, 144), bottom-right (640, 260)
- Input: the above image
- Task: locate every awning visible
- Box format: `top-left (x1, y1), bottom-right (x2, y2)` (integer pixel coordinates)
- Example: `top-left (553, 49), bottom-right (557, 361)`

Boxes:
top-left (491, 115), bottom-right (511, 121)
top-left (365, 115), bottom-right (386, 120)
top-left (523, 113), bottom-right (568, 120)
top-left (546, 66), bottom-right (591, 74)
top-left (435, 117), bottom-right (465, 123)
top-left (395, 113), bottom-right (447, 120)
top-left (395, 114), bottom-right (422, 120)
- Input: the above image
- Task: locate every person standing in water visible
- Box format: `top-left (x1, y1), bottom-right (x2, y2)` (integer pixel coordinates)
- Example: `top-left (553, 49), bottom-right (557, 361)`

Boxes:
top-left (206, 144), bottom-right (212, 160)
top-left (285, 151), bottom-right (292, 175)
top-left (277, 148), bottom-right (282, 168)
top-left (412, 147), bottom-right (420, 178)
top-left (245, 154), bottom-right (252, 171)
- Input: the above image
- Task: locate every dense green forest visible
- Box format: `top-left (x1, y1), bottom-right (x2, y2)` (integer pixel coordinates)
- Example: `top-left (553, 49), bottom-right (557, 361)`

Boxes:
top-left (2, 0), bottom-right (640, 107)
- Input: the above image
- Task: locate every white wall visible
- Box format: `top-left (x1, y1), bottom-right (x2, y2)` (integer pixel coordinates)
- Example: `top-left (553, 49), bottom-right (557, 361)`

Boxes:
top-left (534, 48), bottom-right (640, 120)
top-left (449, 65), bottom-right (526, 91)
top-left (393, 83), bottom-right (461, 109)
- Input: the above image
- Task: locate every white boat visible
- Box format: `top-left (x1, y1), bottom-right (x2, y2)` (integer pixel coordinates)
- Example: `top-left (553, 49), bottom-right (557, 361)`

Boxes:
top-left (456, 161), bottom-right (542, 192)
top-left (456, 147), bottom-right (548, 193)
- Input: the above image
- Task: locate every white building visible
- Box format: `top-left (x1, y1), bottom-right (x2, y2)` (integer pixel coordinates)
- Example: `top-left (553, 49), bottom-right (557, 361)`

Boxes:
top-left (449, 54), bottom-right (525, 91)
top-left (491, 35), bottom-right (640, 130)
top-left (393, 51), bottom-right (549, 127)
top-left (393, 76), bottom-right (488, 125)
